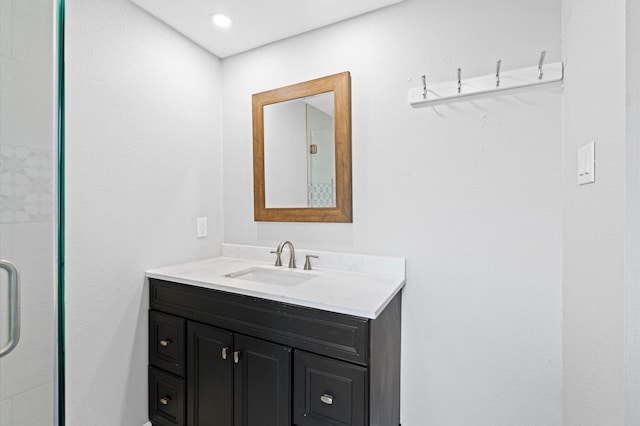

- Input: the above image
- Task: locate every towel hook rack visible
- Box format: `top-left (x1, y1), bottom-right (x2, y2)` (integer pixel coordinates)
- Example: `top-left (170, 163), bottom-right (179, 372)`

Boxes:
top-left (538, 50), bottom-right (546, 80)
top-left (408, 49), bottom-right (563, 106)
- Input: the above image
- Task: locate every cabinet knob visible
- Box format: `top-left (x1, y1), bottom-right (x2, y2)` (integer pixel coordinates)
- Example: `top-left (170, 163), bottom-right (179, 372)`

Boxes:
top-left (233, 351), bottom-right (241, 364)
top-left (222, 346), bottom-right (229, 360)
top-left (159, 339), bottom-right (172, 347)
top-left (159, 396), bottom-right (171, 406)
top-left (320, 394), bottom-right (334, 405)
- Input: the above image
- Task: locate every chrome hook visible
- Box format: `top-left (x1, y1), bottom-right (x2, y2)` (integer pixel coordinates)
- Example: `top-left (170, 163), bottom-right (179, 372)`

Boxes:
top-left (457, 68), bottom-right (462, 94)
top-left (496, 60), bottom-right (502, 87)
top-left (538, 50), bottom-right (546, 80)
top-left (421, 75), bottom-right (427, 99)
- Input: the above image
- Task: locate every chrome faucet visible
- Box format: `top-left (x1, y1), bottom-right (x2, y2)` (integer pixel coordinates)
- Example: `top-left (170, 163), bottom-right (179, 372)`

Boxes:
top-left (271, 241), bottom-right (296, 268)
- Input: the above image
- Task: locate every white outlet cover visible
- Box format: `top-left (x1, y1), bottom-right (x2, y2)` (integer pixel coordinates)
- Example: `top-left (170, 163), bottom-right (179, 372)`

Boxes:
top-left (196, 217), bottom-right (208, 238)
top-left (578, 142), bottom-right (595, 185)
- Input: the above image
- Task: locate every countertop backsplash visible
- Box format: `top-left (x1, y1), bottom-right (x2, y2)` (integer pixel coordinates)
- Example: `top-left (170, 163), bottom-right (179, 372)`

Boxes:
top-left (221, 243), bottom-right (405, 278)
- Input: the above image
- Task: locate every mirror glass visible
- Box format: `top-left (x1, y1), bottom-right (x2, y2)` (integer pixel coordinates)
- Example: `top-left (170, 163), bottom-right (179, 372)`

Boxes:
top-left (252, 72), bottom-right (352, 222)
top-left (264, 92), bottom-right (335, 208)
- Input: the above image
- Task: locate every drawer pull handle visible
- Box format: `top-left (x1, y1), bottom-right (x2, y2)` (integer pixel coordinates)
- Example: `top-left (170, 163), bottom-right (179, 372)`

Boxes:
top-left (159, 396), bottom-right (171, 406)
top-left (234, 351), bottom-right (241, 364)
top-left (222, 346), bottom-right (229, 360)
top-left (320, 394), bottom-right (334, 405)
top-left (159, 339), bottom-right (172, 347)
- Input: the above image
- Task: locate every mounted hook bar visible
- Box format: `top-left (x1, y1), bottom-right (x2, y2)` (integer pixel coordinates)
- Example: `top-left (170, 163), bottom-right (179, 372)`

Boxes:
top-left (538, 50), bottom-right (546, 80)
top-left (408, 50), bottom-right (563, 106)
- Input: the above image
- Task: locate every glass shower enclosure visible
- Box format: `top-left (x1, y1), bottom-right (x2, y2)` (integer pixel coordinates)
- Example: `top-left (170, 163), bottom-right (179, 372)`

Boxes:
top-left (0, 0), bottom-right (63, 424)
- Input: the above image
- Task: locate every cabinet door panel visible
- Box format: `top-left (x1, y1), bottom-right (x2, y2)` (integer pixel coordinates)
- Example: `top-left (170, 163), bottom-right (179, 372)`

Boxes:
top-left (149, 366), bottom-right (185, 426)
top-left (294, 350), bottom-right (367, 426)
top-left (187, 321), bottom-right (233, 426)
top-left (150, 310), bottom-right (186, 377)
top-left (233, 334), bottom-right (291, 426)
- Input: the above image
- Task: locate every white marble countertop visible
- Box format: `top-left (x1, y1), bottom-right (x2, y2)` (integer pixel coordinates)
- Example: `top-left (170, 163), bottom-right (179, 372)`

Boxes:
top-left (146, 254), bottom-right (405, 319)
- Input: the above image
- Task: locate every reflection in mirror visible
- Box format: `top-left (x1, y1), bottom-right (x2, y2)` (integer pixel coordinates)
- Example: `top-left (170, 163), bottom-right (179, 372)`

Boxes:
top-left (264, 92), bottom-right (335, 208)
top-left (253, 71), bottom-right (352, 222)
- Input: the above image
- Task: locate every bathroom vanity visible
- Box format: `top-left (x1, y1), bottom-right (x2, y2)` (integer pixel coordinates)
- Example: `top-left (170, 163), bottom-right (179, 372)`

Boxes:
top-left (146, 247), bottom-right (405, 426)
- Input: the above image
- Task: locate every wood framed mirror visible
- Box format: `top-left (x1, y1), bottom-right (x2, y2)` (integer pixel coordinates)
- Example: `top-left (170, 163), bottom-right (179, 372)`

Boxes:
top-left (252, 71), bottom-right (352, 222)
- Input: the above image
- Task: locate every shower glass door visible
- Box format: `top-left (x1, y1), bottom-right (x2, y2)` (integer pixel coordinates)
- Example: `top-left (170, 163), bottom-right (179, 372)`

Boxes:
top-left (0, 0), bottom-right (61, 424)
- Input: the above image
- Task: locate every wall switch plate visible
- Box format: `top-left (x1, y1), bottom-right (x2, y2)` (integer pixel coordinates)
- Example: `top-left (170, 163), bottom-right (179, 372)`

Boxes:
top-left (196, 217), bottom-right (207, 238)
top-left (578, 142), bottom-right (595, 185)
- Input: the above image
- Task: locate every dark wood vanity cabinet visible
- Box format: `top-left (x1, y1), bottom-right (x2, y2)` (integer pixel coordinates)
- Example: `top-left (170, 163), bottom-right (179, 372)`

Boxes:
top-left (148, 278), bottom-right (401, 426)
top-left (186, 322), bottom-right (291, 426)
top-left (186, 321), bottom-right (233, 425)
top-left (149, 313), bottom-right (291, 426)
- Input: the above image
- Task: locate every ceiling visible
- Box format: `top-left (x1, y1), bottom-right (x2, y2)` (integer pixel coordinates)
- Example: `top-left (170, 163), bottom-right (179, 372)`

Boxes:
top-left (130, 0), bottom-right (405, 58)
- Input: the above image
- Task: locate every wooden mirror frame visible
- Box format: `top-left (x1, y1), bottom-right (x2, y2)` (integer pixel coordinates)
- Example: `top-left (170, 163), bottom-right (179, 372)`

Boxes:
top-left (252, 71), bottom-right (352, 222)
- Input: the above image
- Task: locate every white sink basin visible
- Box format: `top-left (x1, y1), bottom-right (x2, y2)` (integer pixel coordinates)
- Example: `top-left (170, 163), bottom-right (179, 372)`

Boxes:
top-left (225, 267), bottom-right (315, 287)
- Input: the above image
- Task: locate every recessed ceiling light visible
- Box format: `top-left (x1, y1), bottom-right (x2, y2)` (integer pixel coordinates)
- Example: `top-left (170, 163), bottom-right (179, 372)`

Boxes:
top-left (210, 13), bottom-right (233, 28)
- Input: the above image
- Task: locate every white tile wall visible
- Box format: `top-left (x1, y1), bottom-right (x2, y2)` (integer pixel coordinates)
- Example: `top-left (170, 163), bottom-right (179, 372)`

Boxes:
top-left (0, 59), bottom-right (53, 151)
top-left (10, 223), bottom-right (54, 309)
top-left (0, 0), bottom-right (55, 424)
top-left (0, 146), bottom-right (53, 224)
top-left (0, 0), bottom-right (12, 57)
top-left (11, 0), bottom-right (53, 69)
top-left (0, 398), bottom-right (11, 425)
top-left (10, 383), bottom-right (54, 426)
top-left (0, 347), bottom-right (54, 400)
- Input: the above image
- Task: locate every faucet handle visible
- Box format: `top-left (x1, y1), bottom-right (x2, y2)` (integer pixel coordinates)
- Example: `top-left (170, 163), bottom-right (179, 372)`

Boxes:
top-left (304, 255), bottom-right (319, 271)
top-left (270, 250), bottom-right (283, 267)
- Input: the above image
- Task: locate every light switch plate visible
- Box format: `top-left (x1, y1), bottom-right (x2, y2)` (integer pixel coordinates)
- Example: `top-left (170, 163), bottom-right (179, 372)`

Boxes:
top-left (578, 142), bottom-right (595, 185)
top-left (196, 217), bottom-right (207, 238)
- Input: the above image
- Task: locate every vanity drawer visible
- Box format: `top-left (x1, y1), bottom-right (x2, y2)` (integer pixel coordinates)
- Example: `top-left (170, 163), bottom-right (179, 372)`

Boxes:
top-left (150, 279), bottom-right (369, 365)
top-left (149, 367), bottom-right (185, 426)
top-left (293, 350), bottom-right (367, 426)
top-left (149, 310), bottom-right (185, 377)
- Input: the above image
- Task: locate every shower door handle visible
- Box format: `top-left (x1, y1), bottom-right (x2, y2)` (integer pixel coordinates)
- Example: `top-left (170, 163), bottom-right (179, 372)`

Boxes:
top-left (0, 260), bottom-right (20, 358)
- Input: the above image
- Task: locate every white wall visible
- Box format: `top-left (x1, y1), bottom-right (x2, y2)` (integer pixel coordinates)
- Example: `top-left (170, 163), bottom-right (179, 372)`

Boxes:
top-left (264, 100), bottom-right (308, 207)
top-left (561, 0), bottom-right (633, 424)
top-left (625, 2), bottom-right (640, 424)
top-left (59, 0), bottom-right (640, 423)
top-left (65, 0), bottom-right (223, 424)
top-left (222, 0), bottom-right (563, 424)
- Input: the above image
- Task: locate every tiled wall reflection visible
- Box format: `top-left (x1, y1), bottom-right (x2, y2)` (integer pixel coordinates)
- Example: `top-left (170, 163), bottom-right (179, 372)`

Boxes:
top-left (308, 182), bottom-right (335, 208)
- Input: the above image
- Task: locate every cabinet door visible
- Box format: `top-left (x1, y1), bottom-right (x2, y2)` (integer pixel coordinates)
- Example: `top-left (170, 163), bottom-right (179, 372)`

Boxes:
top-left (233, 334), bottom-right (291, 426)
top-left (150, 310), bottom-right (186, 377)
top-left (187, 321), bottom-right (234, 426)
top-left (149, 366), bottom-right (185, 426)
top-left (294, 350), bottom-right (367, 426)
